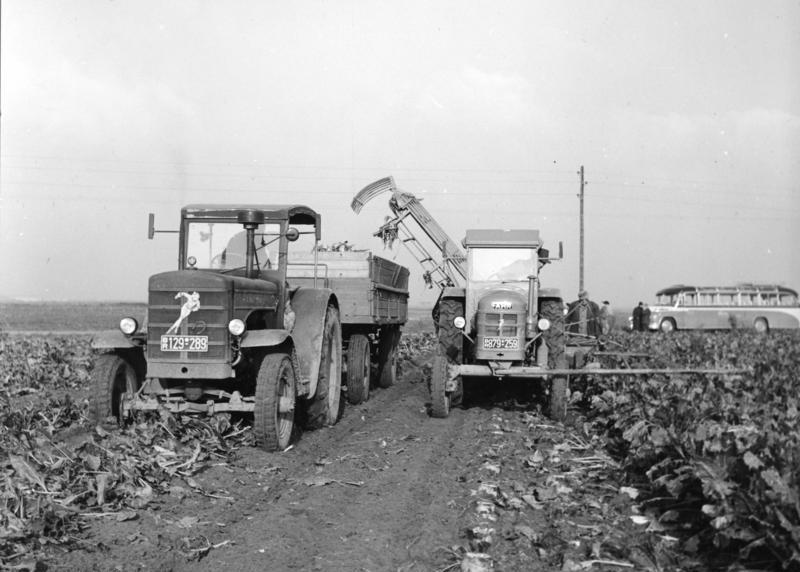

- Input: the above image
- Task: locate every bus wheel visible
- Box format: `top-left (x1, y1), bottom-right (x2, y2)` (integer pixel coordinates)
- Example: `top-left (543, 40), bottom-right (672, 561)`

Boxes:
top-left (660, 319), bottom-right (676, 333)
top-left (754, 318), bottom-right (769, 334)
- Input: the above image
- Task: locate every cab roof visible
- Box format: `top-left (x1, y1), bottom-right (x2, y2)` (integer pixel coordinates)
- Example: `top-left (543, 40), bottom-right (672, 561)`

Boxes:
top-left (182, 204), bottom-right (321, 238)
top-left (463, 229), bottom-right (541, 248)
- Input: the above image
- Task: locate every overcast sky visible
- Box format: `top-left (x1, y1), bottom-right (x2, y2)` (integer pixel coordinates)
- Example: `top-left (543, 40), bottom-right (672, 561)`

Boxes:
top-left (1, 1), bottom-right (798, 309)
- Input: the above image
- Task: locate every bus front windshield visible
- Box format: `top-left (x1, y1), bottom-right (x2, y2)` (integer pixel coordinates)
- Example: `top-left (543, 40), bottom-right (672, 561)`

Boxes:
top-left (470, 248), bottom-right (537, 281)
top-left (186, 222), bottom-right (281, 270)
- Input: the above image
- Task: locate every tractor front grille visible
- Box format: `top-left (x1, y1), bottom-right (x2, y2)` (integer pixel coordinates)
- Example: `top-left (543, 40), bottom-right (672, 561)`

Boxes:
top-left (147, 288), bottom-right (230, 362)
top-left (482, 312), bottom-right (520, 337)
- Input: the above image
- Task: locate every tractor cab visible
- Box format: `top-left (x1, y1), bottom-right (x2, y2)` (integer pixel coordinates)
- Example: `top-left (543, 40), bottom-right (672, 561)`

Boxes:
top-left (175, 204), bottom-right (321, 280)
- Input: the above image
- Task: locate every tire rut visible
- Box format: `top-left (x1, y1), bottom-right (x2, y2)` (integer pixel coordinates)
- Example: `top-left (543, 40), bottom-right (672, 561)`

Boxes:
top-left (187, 369), bottom-right (485, 572)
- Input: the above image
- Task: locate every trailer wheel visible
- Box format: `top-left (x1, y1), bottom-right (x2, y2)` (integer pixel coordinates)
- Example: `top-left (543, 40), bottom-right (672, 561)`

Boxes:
top-left (754, 317), bottom-right (769, 334)
top-left (430, 352), bottom-right (451, 418)
top-left (377, 326), bottom-right (399, 388)
top-left (254, 352), bottom-right (296, 452)
top-left (305, 305), bottom-right (343, 428)
top-left (346, 334), bottom-right (371, 404)
top-left (92, 353), bottom-right (138, 424)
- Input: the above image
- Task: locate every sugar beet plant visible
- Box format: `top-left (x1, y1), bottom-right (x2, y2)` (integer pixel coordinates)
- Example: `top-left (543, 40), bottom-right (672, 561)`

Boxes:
top-left (584, 330), bottom-right (800, 570)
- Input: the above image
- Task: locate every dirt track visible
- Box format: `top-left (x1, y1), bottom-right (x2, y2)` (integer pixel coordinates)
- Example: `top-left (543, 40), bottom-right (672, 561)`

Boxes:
top-left (48, 350), bottom-right (655, 572)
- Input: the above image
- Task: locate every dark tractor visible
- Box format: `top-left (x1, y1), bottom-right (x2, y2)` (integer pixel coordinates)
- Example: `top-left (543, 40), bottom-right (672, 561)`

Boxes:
top-left (91, 204), bottom-right (342, 451)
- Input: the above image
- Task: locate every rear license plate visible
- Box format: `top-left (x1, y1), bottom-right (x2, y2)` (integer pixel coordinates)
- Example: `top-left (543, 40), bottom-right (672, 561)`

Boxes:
top-left (160, 335), bottom-right (209, 352)
top-left (483, 337), bottom-right (519, 350)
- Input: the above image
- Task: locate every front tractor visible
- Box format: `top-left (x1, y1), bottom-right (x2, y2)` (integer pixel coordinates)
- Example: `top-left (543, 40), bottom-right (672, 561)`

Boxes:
top-left (91, 204), bottom-right (343, 451)
top-left (430, 229), bottom-right (568, 420)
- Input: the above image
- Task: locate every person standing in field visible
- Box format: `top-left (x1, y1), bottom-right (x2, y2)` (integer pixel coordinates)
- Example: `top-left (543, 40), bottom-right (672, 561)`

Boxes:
top-left (632, 302), bottom-right (644, 331)
top-left (599, 300), bottom-right (614, 334)
top-left (567, 290), bottom-right (601, 337)
top-left (641, 303), bottom-right (652, 332)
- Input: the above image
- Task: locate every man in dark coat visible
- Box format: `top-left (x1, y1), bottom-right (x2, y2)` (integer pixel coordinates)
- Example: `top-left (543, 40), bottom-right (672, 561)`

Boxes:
top-left (641, 303), bottom-right (652, 332)
top-left (566, 290), bottom-right (601, 337)
top-left (632, 302), bottom-right (644, 331)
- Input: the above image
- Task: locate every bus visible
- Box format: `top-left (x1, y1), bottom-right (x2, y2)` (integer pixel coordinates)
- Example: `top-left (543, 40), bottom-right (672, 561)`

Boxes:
top-left (646, 284), bottom-right (800, 333)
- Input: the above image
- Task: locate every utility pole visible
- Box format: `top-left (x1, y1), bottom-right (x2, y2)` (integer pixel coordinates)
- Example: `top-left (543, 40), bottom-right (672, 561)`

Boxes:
top-left (578, 166), bottom-right (585, 293)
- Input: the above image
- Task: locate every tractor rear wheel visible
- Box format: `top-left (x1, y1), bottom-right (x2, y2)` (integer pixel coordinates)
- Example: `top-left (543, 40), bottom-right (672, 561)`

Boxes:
top-left (254, 352), bottom-right (296, 452)
top-left (92, 353), bottom-right (138, 425)
top-left (436, 298), bottom-right (464, 362)
top-left (430, 352), bottom-right (451, 418)
top-left (305, 305), bottom-right (343, 429)
top-left (540, 299), bottom-right (568, 421)
top-left (346, 334), bottom-right (371, 404)
top-left (548, 372), bottom-right (568, 421)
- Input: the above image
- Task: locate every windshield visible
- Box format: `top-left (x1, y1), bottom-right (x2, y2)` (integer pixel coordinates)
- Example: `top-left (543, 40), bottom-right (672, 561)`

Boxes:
top-left (469, 248), bottom-right (537, 281)
top-left (186, 222), bottom-right (281, 270)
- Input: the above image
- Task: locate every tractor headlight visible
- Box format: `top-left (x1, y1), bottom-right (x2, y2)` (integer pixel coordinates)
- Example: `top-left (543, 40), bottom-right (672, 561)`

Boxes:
top-left (537, 318), bottom-right (551, 331)
top-left (228, 319), bottom-right (246, 336)
top-left (453, 316), bottom-right (466, 329)
top-left (119, 317), bottom-right (138, 335)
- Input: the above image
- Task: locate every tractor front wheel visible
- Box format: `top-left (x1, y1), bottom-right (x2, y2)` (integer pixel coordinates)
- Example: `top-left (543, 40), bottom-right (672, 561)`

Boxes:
top-left (254, 352), bottom-right (296, 452)
top-left (92, 353), bottom-right (139, 425)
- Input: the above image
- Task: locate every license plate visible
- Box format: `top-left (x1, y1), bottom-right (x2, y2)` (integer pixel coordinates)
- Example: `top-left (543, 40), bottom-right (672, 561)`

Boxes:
top-left (483, 337), bottom-right (519, 350)
top-left (160, 335), bottom-right (209, 352)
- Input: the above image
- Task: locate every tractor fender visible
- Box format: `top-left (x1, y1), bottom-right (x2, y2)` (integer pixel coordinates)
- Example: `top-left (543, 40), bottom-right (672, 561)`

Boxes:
top-left (240, 329), bottom-right (291, 348)
top-left (289, 287), bottom-right (339, 397)
top-left (539, 287), bottom-right (562, 300)
top-left (91, 330), bottom-right (140, 350)
top-left (442, 286), bottom-right (466, 299)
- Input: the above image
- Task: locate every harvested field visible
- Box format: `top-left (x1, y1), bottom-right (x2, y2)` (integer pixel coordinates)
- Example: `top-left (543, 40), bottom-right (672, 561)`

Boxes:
top-left (1, 304), bottom-right (798, 571)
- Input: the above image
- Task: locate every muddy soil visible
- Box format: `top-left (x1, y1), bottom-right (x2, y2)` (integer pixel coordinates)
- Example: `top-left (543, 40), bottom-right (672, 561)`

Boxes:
top-left (43, 351), bottom-right (663, 572)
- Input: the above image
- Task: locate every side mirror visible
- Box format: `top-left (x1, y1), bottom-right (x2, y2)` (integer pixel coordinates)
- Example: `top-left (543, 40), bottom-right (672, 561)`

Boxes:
top-left (148, 213), bottom-right (155, 239)
top-left (286, 227), bottom-right (300, 242)
top-left (558, 241), bottom-right (564, 259)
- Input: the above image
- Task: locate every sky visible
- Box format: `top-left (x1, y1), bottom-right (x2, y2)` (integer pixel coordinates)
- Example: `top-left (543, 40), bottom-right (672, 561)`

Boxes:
top-left (1, 0), bottom-right (799, 310)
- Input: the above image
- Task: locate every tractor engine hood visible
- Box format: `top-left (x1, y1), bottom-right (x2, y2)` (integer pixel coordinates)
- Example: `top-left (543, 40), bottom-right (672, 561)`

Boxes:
top-left (149, 270), bottom-right (280, 295)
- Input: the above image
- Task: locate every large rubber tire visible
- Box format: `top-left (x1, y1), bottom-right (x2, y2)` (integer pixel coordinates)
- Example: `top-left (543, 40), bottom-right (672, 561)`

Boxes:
top-left (754, 318), bottom-right (769, 334)
top-left (539, 299), bottom-right (565, 370)
top-left (548, 357), bottom-right (568, 422)
top-left (92, 353), bottom-right (139, 424)
top-left (540, 299), bottom-right (568, 421)
top-left (436, 298), bottom-right (464, 362)
top-left (430, 352), bottom-right (451, 418)
top-left (376, 326), bottom-right (399, 388)
top-left (346, 334), bottom-right (371, 405)
top-left (305, 305), bottom-right (343, 429)
top-left (253, 352), bottom-right (296, 452)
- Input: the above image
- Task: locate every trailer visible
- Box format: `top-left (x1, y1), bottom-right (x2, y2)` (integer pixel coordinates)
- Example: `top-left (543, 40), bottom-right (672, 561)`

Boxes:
top-left (287, 250), bottom-right (409, 404)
